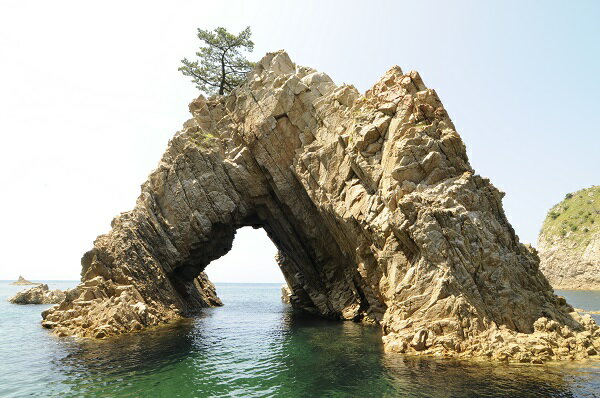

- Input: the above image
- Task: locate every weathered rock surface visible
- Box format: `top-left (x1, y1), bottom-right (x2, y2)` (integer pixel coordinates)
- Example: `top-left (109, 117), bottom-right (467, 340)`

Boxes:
top-left (281, 284), bottom-right (291, 304)
top-left (10, 275), bottom-right (37, 285)
top-left (42, 51), bottom-right (600, 362)
top-left (538, 186), bottom-right (600, 290)
top-left (9, 284), bottom-right (66, 304)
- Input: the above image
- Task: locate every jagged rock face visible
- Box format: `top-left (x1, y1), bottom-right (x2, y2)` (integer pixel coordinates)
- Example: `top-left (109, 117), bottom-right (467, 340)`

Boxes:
top-left (42, 51), bottom-right (600, 362)
top-left (9, 284), bottom-right (65, 305)
top-left (538, 186), bottom-right (600, 290)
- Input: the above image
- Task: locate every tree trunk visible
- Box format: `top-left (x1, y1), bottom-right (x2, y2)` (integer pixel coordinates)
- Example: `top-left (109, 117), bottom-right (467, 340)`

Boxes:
top-left (219, 53), bottom-right (226, 95)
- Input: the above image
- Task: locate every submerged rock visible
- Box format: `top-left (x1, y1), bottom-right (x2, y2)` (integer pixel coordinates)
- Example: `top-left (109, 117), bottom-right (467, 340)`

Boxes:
top-left (42, 51), bottom-right (600, 362)
top-left (10, 276), bottom-right (38, 285)
top-left (538, 186), bottom-right (600, 290)
top-left (9, 284), bottom-right (65, 304)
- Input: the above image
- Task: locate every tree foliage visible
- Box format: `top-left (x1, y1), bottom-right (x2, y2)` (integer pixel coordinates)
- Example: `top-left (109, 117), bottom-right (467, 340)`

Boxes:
top-left (179, 26), bottom-right (254, 95)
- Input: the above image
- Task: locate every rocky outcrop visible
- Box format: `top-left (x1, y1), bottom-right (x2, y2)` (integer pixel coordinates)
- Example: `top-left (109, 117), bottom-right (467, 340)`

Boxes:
top-left (538, 186), bottom-right (600, 290)
top-left (10, 276), bottom-right (38, 285)
top-left (42, 51), bottom-right (599, 362)
top-left (9, 284), bottom-right (66, 304)
top-left (281, 284), bottom-right (291, 304)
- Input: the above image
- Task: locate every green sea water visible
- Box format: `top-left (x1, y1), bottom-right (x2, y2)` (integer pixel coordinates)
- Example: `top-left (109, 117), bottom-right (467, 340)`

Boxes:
top-left (0, 281), bottom-right (599, 397)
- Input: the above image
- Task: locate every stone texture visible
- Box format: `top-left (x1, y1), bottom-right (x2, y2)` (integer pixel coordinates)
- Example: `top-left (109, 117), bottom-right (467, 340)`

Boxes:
top-left (538, 186), bottom-right (600, 290)
top-left (10, 275), bottom-right (37, 285)
top-left (281, 284), bottom-right (291, 304)
top-left (42, 51), bottom-right (599, 362)
top-left (10, 284), bottom-right (65, 304)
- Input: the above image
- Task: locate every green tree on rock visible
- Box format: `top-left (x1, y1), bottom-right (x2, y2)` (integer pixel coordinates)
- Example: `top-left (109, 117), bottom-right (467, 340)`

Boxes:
top-left (179, 26), bottom-right (255, 95)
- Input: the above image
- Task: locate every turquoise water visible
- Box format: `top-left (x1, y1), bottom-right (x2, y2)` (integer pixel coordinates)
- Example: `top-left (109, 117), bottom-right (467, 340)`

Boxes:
top-left (0, 281), bottom-right (599, 397)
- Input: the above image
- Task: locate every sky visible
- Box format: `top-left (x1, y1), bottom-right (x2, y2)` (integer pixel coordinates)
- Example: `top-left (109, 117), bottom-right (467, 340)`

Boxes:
top-left (0, 0), bottom-right (598, 281)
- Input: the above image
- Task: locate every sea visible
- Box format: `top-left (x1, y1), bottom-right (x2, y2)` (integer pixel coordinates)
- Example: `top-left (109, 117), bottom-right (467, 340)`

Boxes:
top-left (0, 281), bottom-right (599, 397)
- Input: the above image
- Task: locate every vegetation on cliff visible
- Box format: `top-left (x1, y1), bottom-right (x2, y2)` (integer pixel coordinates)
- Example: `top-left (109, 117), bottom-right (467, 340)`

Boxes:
top-left (538, 185), bottom-right (600, 290)
top-left (540, 186), bottom-right (599, 252)
top-left (179, 26), bottom-right (254, 95)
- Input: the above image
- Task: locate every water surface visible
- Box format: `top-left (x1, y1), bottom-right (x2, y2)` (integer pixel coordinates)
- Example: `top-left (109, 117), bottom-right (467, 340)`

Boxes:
top-left (556, 289), bottom-right (600, 323)
top-left (0, 282), bottom-right (599, 397)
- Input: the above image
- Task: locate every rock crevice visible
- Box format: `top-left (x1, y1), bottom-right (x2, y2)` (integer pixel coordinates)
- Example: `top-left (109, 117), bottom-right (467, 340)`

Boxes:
top-left (42, 51), bottom-right (600, 362)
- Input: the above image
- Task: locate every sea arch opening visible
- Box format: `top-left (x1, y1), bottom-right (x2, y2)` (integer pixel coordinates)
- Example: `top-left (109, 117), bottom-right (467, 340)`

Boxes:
top-left (166, 215), bottom-right (339, 319)
top-left (204, 226), bottom-right (283, 284)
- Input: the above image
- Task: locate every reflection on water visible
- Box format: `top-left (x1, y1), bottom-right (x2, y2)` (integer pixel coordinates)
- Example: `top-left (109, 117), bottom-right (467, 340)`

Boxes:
top-left (1, 282), bottom-right (599, 397)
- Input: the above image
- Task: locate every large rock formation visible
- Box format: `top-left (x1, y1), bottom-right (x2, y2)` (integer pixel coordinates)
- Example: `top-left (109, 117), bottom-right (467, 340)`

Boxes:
top-left (538, 186), bottom-right (600, 290)
top-left (9, 284), bottom-right (66, 304)
top-left (42, 51), bottom-right (600, 362)
top-left (10, 275), bottom-right (37, 285)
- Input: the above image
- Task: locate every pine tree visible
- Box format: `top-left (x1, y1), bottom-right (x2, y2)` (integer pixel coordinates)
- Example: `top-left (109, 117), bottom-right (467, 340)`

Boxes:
top-left (179, 26), bottom-right (254, 95)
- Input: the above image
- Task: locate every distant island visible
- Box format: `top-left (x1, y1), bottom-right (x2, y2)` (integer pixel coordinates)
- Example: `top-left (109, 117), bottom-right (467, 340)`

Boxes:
top-left (538, 186), bottom-right (600, 290)
top-left (9, 276), bottom-right (38, 286)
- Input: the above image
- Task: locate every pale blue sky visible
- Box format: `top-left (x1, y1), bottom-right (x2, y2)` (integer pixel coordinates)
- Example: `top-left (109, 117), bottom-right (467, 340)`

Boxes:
top-left (0, 0), bottom-right (597, 281)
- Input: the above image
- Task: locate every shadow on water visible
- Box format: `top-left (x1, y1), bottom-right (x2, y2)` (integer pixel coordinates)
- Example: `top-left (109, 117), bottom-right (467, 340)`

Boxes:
top-left (56, 319), bottom-right (198, 372)
top-left (43, 284), bottom-right (600, 397)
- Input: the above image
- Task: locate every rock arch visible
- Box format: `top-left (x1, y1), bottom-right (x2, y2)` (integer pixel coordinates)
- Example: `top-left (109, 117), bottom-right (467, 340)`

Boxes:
top-left (42, 51), bottom-right (600, 362)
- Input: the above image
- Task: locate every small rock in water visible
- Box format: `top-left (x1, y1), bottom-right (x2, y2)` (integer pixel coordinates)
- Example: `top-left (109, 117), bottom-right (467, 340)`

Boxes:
top-left (8, 284), bottom-right (66, 305)
top-left (9, 275), bottom-right (38, 285)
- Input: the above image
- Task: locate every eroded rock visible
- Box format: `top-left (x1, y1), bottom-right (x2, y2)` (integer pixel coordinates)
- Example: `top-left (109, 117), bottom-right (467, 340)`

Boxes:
top-left (42, 51), bottom-right (600, 362)
top-left (9, 284), bottom-right (65, 304)
top-left (281, 284), bottom-right (291, 304)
